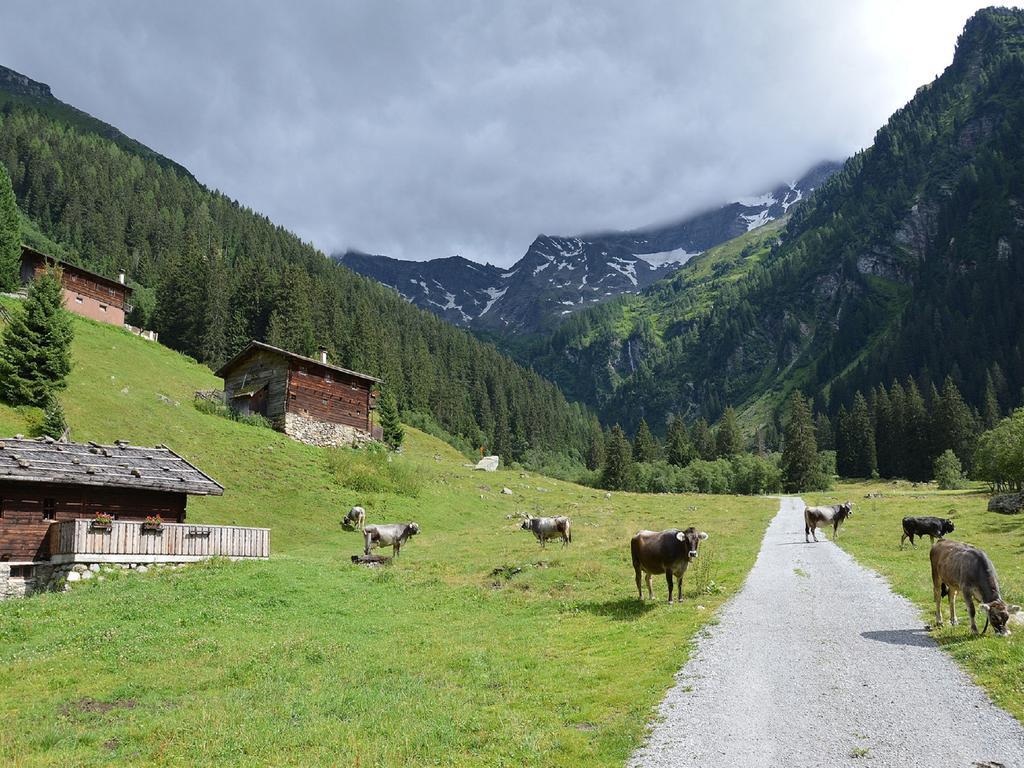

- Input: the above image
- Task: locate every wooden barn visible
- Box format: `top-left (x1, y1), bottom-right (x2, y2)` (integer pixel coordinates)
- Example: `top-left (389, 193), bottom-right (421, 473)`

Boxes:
top-left (20, 245), bottom-right (133, 327)
top-left (0, 437), bottom-right (269, 599)
top-left (216, 341), bottom-right (382, 447)
top-left (0, 437), bottom-right (224, 564)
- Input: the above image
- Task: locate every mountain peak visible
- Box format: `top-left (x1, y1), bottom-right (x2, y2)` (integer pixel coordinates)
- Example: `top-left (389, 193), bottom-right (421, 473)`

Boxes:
top-left (338, 160), bottom-right (840, 334)
top-left (0, 65), bottom-right (52, 100)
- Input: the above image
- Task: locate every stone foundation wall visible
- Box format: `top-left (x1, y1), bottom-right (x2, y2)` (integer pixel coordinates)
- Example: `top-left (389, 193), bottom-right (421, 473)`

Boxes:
top-left (0, 561), bottom-right (190, 600)
top-left (283, 412), bottom-right (373, 448)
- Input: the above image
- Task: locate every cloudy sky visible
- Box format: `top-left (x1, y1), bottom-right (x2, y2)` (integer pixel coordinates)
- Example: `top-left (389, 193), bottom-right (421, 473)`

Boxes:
top-left (3, 1), bottom-right (1009, 266)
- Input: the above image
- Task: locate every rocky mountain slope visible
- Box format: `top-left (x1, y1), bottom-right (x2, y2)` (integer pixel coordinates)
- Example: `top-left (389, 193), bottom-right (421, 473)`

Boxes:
top-left (336, 162), bottom-right (838, 334)
top-left (527, 7), bottom-right (1024, 436)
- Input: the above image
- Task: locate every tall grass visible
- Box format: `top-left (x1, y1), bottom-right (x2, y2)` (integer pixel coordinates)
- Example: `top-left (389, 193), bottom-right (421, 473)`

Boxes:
top-left (325, 442), bottom-right (422, 497)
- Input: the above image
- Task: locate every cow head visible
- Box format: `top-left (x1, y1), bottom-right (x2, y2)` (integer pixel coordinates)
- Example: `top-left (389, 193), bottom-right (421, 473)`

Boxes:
top-left (839, 502), bottom-right (853, 519)
top-left (942, 519), bottom-right (955, 535)
top-left (979, 600), bottom-right (1021, 637)
top-left (407, 522), bottom-right (421, 536)
top-left (676, 527), bottom-right (709, 558)
top-left (520, 517), bottom-right (533, 531)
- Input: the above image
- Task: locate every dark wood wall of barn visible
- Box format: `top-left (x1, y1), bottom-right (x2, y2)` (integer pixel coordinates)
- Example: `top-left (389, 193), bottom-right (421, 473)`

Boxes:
top-left (0, 483), bottom-right (186, 562)
top-left (220, 350), bottom-right (290, 423)
top-left (286, 363), bottom-right (372, 432)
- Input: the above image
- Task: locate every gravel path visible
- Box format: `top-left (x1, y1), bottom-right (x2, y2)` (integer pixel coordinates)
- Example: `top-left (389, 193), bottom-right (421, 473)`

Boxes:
top-left (629, 496), bottom-right (1024, 768)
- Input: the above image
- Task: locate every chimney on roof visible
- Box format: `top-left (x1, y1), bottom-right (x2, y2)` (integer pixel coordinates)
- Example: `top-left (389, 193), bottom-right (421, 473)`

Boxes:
top-left (319, 347), bottom-right (328, 364)
top-left (118, 270), bottom-right (126, 285)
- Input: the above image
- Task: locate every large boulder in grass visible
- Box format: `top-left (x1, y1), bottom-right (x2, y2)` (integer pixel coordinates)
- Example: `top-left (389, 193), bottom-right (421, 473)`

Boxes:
top-left (475, 455), bottom-right (500, 472)
top-left (988, 493), bottom-right (1024, 514)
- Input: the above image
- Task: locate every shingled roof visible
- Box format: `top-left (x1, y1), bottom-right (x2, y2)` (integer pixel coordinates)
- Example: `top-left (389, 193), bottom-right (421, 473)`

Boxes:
top-left (0, 438), bottom-right (223, 496)
top-left (215, 340), bottom-right (383, 384)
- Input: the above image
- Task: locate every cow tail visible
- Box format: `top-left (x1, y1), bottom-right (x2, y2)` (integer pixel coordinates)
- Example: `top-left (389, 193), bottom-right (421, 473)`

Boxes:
top-left (804, 508), bottom-right (810, 537)
top-left (567, 522), bottom-right (572, 544)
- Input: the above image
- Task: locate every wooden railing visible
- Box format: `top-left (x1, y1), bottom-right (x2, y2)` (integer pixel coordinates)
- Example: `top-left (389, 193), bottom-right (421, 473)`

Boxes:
top-left (49, 519), bottom-right (270, 561)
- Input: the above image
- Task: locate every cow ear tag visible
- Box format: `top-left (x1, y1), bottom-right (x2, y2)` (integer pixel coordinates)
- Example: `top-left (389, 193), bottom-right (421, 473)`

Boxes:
top-left (698, 532), bottom-right (709, 540)
top-left (676, 532), bottom-right (686, 541)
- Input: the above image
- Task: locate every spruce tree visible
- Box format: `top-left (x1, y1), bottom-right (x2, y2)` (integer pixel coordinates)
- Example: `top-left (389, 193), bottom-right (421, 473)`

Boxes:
top-left (982, 371), bottom-right (1001, 429)
top-left (0, 163), bottom-right (19, 292)
top-left (848, 392), bottom-right (877, 478)
top-left (903, 379), bottom-right (931, 481)
top-left (0, 268), bottom-right (73, 406)
top-left (40, 395), bottom-right (68, 439)
top-left (601, 425), bottom-right (634, 490)
top-left (781, 392), bottom-right (817, 492)
top-left (632, 418), bottom-right (657, 463)
top-left (378, 389), bottom-right (404, 450)
top-left (585, 416), bottom-right (605, 471)
top-left (814, 412), bottom-right (834, 451)
top-left (266, 265), bottom-right (316, 357)
top-left (692, 417), bottom-right (716, 460)
top-left (932, 376), bottom-right (978, 469)
top-left (666, 415), bottom-right (693, 467)
top-left (715, 406), bottom-right (743, 456)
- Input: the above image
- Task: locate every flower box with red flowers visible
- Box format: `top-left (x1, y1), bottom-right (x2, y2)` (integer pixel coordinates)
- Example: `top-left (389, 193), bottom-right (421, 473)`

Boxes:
top-left (142, 515), bottom-right (164, 533)
top-left (91, 513), bottom-right (113, 531)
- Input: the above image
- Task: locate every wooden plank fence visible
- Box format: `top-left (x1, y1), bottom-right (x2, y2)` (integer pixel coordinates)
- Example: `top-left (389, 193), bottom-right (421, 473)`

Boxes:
top-left (50, 519), bottom-right (270, 560)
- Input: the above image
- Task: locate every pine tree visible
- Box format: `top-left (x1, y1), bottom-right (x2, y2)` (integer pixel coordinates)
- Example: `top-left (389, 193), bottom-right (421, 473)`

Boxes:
top-left (814, 412), bottom-right (834, 451)
top-left (601, 425), bottom-right (634, 490)
top-left (982, 371), bottom-right (1001, 429)
top-left (0, 163), bottom-right (20, 292)
top-left (692, 417), bottom-right (716, 460)
top-left (585, 416), bottom-right (605, 471)
top-left (40, 395), bottom-right (68, 439)
top-left (666, 415), bottom-right (693, 467)
top-left (781, 392), bottom-right (818, 492)
top-left (0, 268), bottom-right (74, 406)
top-left (932, 376), bottom-right (978, 470)
top-left (632, 418), bottom-right (657, 463)
top-left (715, 406), bottom-right (743, 456)
top-left (835, 404), bottom-right (852, 477)
top-left (378, 389), bottom-right (404, 450)
top-left (903, 379), bottom-right (931, 481)
top-left (266, 265), bottom-right (316, 357)
top-left (847, 392), bottom-right (877, 477)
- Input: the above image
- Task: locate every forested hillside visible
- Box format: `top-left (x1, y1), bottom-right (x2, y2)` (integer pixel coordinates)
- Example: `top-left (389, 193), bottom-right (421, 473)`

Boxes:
top-left (0, 75), bottom-right (591, 464)
top-left (524, 8), bottom-right (1024, 445)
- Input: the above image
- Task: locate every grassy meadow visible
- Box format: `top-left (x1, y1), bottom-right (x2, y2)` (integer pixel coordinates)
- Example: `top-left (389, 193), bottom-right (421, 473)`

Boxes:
top-left (808, 481), bottom-right (1024, 722)
top-left (0, 313), bottom-right (775, 767)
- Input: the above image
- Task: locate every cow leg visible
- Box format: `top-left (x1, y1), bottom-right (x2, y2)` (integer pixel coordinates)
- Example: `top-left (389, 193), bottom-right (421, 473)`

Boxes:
top-left (900, 532), bottom-right (907, 549)
top-left (665, 572), bottom-right (674, 604)
top-left (833, 521), bottom-right (839, 540)
top-left (363, 531), bottom-right (373, 556)
top-left (932, 569), bottom-right (944, 627)
top-left (805, 521), bottom-right (810, 543)
top-left (676, 570), bottom-right (686, 602)
top-left (394, 541), bottom-right (401, 558)
top-left (635, 567), bottom-right (644, 601)
top-left (965, 593), bottom-right (978, 635)
top-left (645, 573), bottom-right (653, 600)
top-left (948, 588), bottom-right (959, 626)
top-left (811, 524), bottom-right (819, 543)
top-left (909, 533), bottom-right (916, 548)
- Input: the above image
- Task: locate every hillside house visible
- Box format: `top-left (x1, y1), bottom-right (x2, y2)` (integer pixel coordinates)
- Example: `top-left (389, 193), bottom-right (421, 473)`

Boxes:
top-left (19, 245), bottom-right (133, 326)
top-left (216, 341), bottom-right (382, 447)
top-left (0, 437), bottom-right (268, 599)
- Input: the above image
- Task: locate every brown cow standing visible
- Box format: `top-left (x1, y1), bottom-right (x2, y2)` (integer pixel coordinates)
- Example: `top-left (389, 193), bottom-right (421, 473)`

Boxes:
top-left (930, 539), bottom-right (1020, 636)
top-left (631, 527), bottom-right (708, 603)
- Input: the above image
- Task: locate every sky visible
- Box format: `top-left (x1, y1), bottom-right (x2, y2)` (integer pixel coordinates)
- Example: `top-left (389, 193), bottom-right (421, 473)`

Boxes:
top-left (3, 1), bottom-right (1012, 267)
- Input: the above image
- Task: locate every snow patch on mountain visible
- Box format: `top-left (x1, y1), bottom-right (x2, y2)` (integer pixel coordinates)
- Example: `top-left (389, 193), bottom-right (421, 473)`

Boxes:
top-left (635, 247), bottom-right (701, 268)
top-left (479, 286), bottom-right (507, 317)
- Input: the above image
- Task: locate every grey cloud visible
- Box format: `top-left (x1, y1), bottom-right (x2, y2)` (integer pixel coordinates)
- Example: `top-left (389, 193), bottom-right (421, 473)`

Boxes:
top-left (3, 1), bottom-right (1004, 266)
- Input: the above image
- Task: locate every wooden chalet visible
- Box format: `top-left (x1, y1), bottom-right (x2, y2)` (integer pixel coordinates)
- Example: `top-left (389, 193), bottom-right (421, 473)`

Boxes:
top-left (0, 437), bottom-right (224, 564)
top-left (20, 245), bottom-right (133, 326)
top-left (215, 341), bottom-right (382, 447)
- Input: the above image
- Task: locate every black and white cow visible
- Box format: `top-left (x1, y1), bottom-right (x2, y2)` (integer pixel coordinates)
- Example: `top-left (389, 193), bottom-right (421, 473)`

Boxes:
top-left (363, 522), bottom-right (420, 557)
top-left (341, 506), bottom-right (366, 530)
top-left (521, 516), bottom-right (572, 548)
top-left (804, 503), bottom-right (853, 543)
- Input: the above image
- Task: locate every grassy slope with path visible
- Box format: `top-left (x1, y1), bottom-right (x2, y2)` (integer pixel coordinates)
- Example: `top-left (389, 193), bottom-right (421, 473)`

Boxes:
top-left (0, 311), bottom-right (774, 767)
top-left (808, 482), bottom-right (1024, 723)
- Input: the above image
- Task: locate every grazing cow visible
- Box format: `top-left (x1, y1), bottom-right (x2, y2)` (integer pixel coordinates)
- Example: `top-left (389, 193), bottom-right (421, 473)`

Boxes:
top-left (521, 516), bottom-right (572, 548)
top-left (804, 502), bottom-right (853, 543)
top-left (631, 527), bottom-right (708, 603)
top-left (363, 522), bottom-right (420, 557)
top-left (341, 506), bottom-right (366, 530)
top-left (930, 539), bottom-right (1020, 636)
top-left (900, 516), bottom-right (954, 549)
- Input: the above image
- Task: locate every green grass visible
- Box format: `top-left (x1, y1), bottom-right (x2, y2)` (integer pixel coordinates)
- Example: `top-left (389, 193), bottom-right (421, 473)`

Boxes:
top-left (0, 312), bottom-right (775, 766)
top-left (808, 480), bottom-right (1024, 723)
